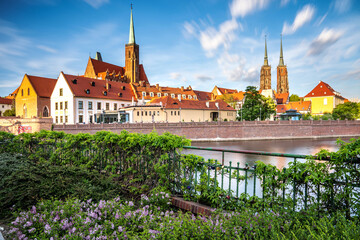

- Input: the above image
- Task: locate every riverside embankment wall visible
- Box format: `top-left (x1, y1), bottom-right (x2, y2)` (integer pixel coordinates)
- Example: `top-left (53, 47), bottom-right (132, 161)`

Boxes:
top-left (53, 120), bottom-right (360, 141)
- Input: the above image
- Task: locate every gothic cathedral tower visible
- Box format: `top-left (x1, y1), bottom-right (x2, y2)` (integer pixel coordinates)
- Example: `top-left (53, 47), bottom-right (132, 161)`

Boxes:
top-left (276, 35), bottom-right (289, 93)
top-left (260, 36), bottom-right (271, 90)
top-left (125, 6), bottom-right (140, 84)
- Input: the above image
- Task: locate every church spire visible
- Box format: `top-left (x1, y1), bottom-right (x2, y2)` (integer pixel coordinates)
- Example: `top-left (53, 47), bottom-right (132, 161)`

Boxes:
top-left (128, 4), bottom-right (136, 44)
top-left (264, 35), bottom-right (268, 66)
top-left (279, 34), bottom-right (284, 66)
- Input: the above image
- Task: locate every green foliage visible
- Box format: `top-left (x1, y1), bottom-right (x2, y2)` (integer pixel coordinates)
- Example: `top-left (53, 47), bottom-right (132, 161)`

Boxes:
top-left (321, 112), bottom-right (333, 120)
top-left (0, 153), bottom-right (123, 219)
top-left (2, 107), bottom-right (15, 116)
top-left (332, 102), bottom-right (360, 120)
top-left (289, 94), bottom-right (300, 102)
top-left (237, 86), bottom-right (276, 121)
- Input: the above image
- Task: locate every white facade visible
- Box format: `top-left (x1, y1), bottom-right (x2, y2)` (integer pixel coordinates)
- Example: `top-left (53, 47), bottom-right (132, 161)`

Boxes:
top-left (50, 73), bottom-right (134, 124)
top-left (0, 101), bottom-right (12, 116)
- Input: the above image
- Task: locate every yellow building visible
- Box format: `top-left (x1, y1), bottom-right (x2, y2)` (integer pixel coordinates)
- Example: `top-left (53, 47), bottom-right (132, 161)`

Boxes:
top-left (304, 81), bottom-right (347, 115)
top-left (120, 96), bottom-right (236, 123)
top-left (15, 74), bottom-right (57, 118)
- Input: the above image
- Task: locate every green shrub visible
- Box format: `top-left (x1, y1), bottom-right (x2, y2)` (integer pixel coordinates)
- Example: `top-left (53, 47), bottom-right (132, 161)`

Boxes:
top-left (0, 154), bottom-right (123, 219)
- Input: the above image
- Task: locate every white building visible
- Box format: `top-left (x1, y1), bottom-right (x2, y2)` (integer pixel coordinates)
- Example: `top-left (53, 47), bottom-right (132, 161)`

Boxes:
top-left (50, 72), bottom-right (136, 124)
top-left (0, 97), bottom-right (13, 116)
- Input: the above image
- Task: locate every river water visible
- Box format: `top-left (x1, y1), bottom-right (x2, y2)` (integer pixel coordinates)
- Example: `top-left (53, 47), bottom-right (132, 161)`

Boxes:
top-left (181, 137), bottom-right (355, 197)
top-left (182, 137), bottom-right (354, 169)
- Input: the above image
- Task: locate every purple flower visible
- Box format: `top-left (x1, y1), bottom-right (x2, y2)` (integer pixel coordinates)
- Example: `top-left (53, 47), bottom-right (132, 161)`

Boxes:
top-left (118, 226), bottom-right (124, 232)
top-left (128, 201), bottom-right (134, 207)
top-left (28, 228), bottom-right (36, 233)
top-left (24, 221), bottom-right (32, 227)
top-left (44, 224), bottom-right (51, 234)
top-left (30, 206), bottom-right (36, 214)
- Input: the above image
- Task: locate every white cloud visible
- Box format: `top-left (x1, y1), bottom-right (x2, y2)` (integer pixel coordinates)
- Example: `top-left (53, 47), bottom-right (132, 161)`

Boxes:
top-left (280, 0), bottom-right (291, 7)
top-left (307, 28), bottom-right (343, 56)
top-left (230, 0), bottom-right (271, 18)
top-left (332, 0), bottom-right (351, 14)
top-left (199, 18), bottom-right (240, 56)
top-left (195, 74), bottom-right (212, 81)
top-left (37, 45), bottom-right (57, 54)
top-left (170, 72), bottom-right (181, 80)
top-left (315, 13), bottom-right (328, 26)
top-left (83, 0), bottom-right (109, 9)
top-left (282, 4), bottom-right (315, 35)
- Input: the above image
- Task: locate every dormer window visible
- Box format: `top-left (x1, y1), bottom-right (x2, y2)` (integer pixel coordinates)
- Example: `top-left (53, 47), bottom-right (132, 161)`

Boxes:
top-left (324, 92), bottom-right (326, 94)
top-left (188, 95), bottom-right (192, 99)
top-left (150, 92), bottom-right (154, 97)
top-left (157, 93), bottom-right (161, 97)
top-left (194, 95), bottom-right (197, 100)
top-left (118, 92), bottom-right (123, 97)
top-left (182, 94), bottom-right (186, 99)
top-left (72, 79), bottom-right (77, 84)
top-left (108, 84), bottom-right (112, 89)
top-left (178, 94), bottom-right (181, 99)
top-left (85, 89), bottom-right (90, 94)
top-left (171, 94), bottom-right (175, 98)
top-left (142, 92), bottom-right (146, 97)
top-left (164, 93), bottom-right (168, 96)
top-left (312, 93), bottom-right (314, 95)
top-left (103, 91), bottom-right (107, 96)
top-left (122, 86), bottom-right (126, 90)
top-left (90, 81), bottom-right (95, 87)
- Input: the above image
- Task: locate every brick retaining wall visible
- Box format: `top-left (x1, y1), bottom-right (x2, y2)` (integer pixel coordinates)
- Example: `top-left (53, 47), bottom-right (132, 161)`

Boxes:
top-left (53, 120), bottom-right (360, 140)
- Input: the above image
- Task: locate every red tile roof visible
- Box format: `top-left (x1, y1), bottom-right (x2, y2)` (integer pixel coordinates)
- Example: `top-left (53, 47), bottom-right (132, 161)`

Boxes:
top-left (217, 87), bottom-right (238, 94)
top-left (148, 96), bottom-right (235, 111)
top-left (0, 97), bottom-right (13, 105)
top-left (275, 93), bottom-right (289, 104)
top-left (90, 58), bottom-right (125, 76)
top-left (304, 81), bottom-right (345, 99)
top-left (63, 73), bottom-right (135, 101)
top-left (132, 85), bottom-right (198, 101)
top-left (27, 75), bottom-right (57, 98)
top-left (193, 90), bottom-right (212, 101)
top-left (276, 101), bottom-right (311, 114)
top-left (5, 87), bottom-right (19, 99)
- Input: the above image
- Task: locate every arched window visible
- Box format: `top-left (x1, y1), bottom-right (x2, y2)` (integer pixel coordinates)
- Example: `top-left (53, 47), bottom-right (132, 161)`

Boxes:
top-left (43, 106), bottom-right (49, 117)
top-left (23, 104), bottom-right (27, 118)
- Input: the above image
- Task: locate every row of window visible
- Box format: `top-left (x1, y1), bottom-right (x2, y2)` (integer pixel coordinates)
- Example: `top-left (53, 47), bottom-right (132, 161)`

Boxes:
top-left (55, 101), bottom-right (68, 110)
top-left (136, 111), bottom-right (160, 116)
top-left (141, 92), bottom-right (197, 100)
top-left (78, 101), bottom-right (126, 111)
top-left (55, 115), bottom-right (68, 123)
top-left (21, 88), bottom-right (30, 96)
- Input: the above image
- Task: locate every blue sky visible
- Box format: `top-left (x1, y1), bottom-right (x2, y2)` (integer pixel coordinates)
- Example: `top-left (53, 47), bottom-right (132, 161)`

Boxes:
top-left (0, 0), bottom-right (359, 100)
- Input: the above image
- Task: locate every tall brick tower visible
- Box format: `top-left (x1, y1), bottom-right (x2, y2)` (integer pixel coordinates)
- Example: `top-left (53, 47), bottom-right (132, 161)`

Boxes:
top-left (260, 36), bottom-right (271, 90)
top-left (125, 6), bottom-right (140, 84)
top-left (277, 35), bottom-right (289, 93)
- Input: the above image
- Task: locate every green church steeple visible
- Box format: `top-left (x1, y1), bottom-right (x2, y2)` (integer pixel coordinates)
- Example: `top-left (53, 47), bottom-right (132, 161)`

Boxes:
top-left (264, 36), bottom-right (268, 66)
top-left (279, 34), bottom-right (284, 66)
top-left (128, 5), bottom-right (136, 44)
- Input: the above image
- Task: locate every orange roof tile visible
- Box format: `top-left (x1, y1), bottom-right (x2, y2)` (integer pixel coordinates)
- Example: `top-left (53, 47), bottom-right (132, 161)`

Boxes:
top-left (275, 93), bottom-right (289, 104)
top-left (304, 81), bottom-right (345, 99)
top-left (63, 73), bottom-right (135, 101)
top-left (232, 91), bottom-right (245, 101)
top-left (5, 87), bottom-right (19, 99)
top-left (27, 75), bottom-right (57, 98)
top-left (90, 58), bottom-right (125, 76)
top-left (133, 85), bottom-right (198, 101)
top-left (148, 96), bottom-right (235, 111)
top-left (276, 101), bottom-right (311, 114)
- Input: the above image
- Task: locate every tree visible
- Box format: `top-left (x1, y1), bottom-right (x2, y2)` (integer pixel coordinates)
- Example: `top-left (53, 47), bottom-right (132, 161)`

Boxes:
top-left (218, 94), bottom-right (236, 109)
top-left (289, 94), bottom-right (300, 102)
top-left (3, 108), bottom-right (15, 116)
top-left (237, 86), bottom-right (276, 121)
top-left (332, 102), bottom-right (360, 120)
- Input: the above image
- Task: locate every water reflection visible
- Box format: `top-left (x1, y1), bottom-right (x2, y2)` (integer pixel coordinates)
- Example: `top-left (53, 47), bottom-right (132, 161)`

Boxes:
top-left (182, 137), bottom-right (352, 169)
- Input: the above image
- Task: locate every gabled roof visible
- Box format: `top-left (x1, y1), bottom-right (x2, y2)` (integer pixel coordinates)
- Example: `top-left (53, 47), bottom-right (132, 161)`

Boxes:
top-left (62, 73), bottom-right (135, 101)
top-left (232, 92), bottom-right (245, 101)
top-left (193, 90), bottom-right (212, 101)
top-left (148, 96), bottom-right (235, 111)
top-left (5, 87), bottom-right (19, 99)
top-left (26, 75), bottom-right (57, 98)
top-left (90, 58), bottom-right (125, 76)
top-left (276, 101), bottom-right (311, 114)
top-left (275, 92), bottom-right (289, 104)
top-left (304, 81), bottom-right (345, 99)
top-left (216, 86), bottom-right (238, 95)
top-left (0, 97), bottom-right (13, 105)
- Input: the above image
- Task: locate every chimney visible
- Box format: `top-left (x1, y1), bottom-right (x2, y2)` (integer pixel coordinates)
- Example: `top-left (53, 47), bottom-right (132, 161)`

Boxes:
top-left (156, 84), bottom-right (159, 89)
top-left (95, 52), bottom-right (103, 61)
top-left (159, 87), bottom-right (162, 91)
top-left (106, 82), bottom-right (110, 91)
top-left (139, 81), bottom-right (144, 87)
top-left (206, 101), bottom-right (209, 108)
top-left (225, 90), bottom-right (228, 94)
top-left (181, 86), bottom-right (184, 91)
